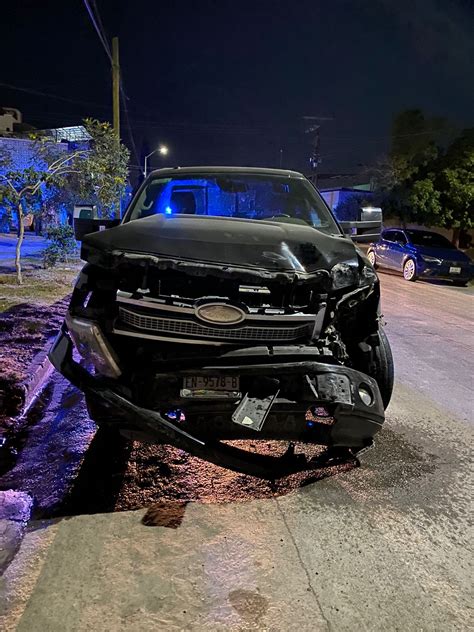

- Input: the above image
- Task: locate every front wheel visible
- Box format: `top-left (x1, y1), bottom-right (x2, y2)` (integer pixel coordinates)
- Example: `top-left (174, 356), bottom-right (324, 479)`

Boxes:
top-left (403, 258), bottom-right (417, 282)
top-left (367, 249), bottom-right (378, 269)
top-left (371, 328), bottom-right (394, 408)
top-left (353, 328), bottom-right (394, 409)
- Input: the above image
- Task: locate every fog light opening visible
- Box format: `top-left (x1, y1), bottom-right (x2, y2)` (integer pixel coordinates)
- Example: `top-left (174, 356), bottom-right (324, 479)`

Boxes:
top-left (164, 409), bottom-right (186, 423)
top-left (358, 384), bottom-right (373, 406)
top-left (310, 406), bottom-right (331, 418)
top-left (306, 406), bottom-right (334, 426)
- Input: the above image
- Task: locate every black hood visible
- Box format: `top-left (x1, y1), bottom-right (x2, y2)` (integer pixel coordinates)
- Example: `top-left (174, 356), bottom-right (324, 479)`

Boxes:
top-left (82, 215), bottom-right (357, 273)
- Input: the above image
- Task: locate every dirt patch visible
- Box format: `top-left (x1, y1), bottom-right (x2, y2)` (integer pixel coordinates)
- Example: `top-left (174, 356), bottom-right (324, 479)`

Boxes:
top-left (141, 500), bottom-right (188, 528)
top-left (0, 264), bottom-right (81, 429)
top-left (0, 298), bottom-right (68, 423)
top-left (228, 589), bottom-right (269, 623)
top-left (50, 436), bottom-right (356, 519)
top-left (113, 441), bottom-right (356, 511)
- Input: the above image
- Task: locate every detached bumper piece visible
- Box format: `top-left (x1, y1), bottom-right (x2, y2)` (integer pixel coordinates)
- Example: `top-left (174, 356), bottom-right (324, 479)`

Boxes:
top-left (49, 325), bottom-right (385, 479)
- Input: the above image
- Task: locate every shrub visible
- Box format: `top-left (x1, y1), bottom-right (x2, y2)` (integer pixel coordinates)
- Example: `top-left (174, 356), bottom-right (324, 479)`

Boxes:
top-left (43, 225), bottom-right (77, 268)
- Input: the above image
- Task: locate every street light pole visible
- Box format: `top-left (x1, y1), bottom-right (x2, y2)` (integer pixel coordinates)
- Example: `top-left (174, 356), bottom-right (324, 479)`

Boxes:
top-left (112, 37), bottom-right (121, 219)
top-left (143, 145), bottom-right (169, 178)
top-left (112, 37), bottom-right (120, 144)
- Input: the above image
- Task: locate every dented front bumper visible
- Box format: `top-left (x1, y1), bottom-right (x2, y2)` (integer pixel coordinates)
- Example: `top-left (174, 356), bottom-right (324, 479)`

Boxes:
top-left (49, 326), bottom-right (385, 478)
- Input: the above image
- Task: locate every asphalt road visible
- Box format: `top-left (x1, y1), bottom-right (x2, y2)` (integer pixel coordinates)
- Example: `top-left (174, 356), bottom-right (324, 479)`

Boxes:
top-left (1, 272), bottom-right (473, 631)
top-left (0, 234), bottom-right (48, 262)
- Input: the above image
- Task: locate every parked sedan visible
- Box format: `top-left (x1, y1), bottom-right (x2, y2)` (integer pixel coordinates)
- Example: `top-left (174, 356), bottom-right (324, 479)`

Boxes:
top-left (367, 228), bottom-right (473, 286)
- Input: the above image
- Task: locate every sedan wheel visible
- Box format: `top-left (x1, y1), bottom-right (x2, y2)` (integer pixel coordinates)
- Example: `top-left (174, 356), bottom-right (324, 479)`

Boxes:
top-left (403, 258), bottom-right (417, 281)
top-left (367, 250), bottom-right (377, 268)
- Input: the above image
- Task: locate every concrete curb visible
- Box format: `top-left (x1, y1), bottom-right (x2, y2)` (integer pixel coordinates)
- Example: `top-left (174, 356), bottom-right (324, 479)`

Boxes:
top-left (0, 490), bottom-right (33, 576)
top-left (20, 341), bottom-right (55, 416)
top-left (0, 342), bottom-right (54, 577)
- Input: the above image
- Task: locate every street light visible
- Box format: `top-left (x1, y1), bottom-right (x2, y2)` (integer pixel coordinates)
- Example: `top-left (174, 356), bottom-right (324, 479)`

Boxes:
top-left (143, 145), bottom-right (169, 178)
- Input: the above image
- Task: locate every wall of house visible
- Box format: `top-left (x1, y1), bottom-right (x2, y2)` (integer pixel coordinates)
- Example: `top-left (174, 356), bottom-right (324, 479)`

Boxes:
top-left (0, 108), bottom-right (22, 133)
top-left (320, 190), bottom-right (340, 209)
top-left (0, 137), bottom-right (70, 232)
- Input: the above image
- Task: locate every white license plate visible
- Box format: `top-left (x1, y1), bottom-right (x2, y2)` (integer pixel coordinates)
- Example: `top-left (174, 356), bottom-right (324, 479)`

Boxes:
top-left (183, 376), bottom-right (240, 391)
top-left (449, 266), bottom-right (461, 274)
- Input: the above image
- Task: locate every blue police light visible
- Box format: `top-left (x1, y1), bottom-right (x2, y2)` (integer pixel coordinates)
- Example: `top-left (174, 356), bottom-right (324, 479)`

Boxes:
top-left (165, 206), bottom-right (173, 215)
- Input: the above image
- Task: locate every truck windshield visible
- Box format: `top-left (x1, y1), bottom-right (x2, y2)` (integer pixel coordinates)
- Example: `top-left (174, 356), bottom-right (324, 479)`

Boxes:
top-left (125, 173), bottom-right (340, 235)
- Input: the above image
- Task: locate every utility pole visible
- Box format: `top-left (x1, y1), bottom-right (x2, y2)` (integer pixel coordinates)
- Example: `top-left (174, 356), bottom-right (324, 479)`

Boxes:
top-left (303, 115), bottom-right (334, 185)
top-left (112, 36), bottom-right (121, 219)
top-left (112, 37), bottom-right (120, 144)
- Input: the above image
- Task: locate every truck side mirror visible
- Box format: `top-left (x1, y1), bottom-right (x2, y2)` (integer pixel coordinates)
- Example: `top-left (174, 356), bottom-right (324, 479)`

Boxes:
top-left (74, 218), bottom-right (121, 241)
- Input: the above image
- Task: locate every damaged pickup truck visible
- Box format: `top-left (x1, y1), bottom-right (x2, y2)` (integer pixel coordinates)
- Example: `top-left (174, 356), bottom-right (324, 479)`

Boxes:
top-left (49, 167), bottom-right (393, 478)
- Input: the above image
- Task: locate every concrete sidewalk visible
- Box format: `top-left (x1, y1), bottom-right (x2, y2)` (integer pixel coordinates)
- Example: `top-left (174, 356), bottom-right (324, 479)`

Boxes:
top-left (1, 382), bottom-right (472, 631)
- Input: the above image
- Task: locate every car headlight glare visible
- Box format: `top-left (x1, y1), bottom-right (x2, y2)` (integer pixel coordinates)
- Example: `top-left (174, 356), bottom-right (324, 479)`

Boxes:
top-left (421, 255), bottom-right (442, 264)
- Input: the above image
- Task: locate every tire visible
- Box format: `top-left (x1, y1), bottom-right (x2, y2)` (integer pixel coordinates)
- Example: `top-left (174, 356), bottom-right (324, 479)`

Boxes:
top-left (371, 327), bottom-right (394, 409)
top-left (452, 280), bottom-right (468, 287)
top-left (353, 328), bottom-right (394, 409)
top-left (367, 249), bottom-right (377, 269)
top-left (403, 258), bottom-right (417, 282)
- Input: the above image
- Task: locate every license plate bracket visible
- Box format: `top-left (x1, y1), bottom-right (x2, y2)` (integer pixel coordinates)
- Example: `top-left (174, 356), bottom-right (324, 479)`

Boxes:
top-left (231, 390), bottom-right (280, 431)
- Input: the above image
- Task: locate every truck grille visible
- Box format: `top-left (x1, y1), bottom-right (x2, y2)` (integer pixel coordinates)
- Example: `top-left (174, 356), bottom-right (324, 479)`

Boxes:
top-left (116, 306), bottom-right (314, 343)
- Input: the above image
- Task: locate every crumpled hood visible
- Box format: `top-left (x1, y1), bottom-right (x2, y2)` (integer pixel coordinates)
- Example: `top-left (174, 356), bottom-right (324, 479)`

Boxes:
top-left (82, 214), bottom-right (358, 273)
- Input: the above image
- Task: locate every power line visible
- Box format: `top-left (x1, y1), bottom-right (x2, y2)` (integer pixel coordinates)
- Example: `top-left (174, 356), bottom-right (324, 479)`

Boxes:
top-left (1, 81), bottom-right (453, 143)
top-left (324, 128), bottom-right (451, 141)
top-left (80, 2), bottom-right (140, 165)
top-left (84, 2), bottom-right (140, 165)
top-left (82, 0), bottom-right (112, 62)
top-left (91, 0), bottom-right (112, 55)
top-left (0, 81), bottom-right (110, 110)
top-left (120, 84), bottom-right (140, 167)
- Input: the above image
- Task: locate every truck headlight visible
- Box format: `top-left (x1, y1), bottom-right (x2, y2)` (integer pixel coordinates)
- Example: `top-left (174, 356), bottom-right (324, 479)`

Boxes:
top-left (331, 262), bottom-right (377, 289)
top-left (65, 314), bottom-right (121, 378)
top-left (331, 263), bottom-right (359, 289)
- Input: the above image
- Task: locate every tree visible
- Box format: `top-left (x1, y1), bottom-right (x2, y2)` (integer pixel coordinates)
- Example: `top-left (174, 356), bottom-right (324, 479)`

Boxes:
top-left (366, 111), bottom-right (473, 242)
top-left (0, 119), bottom-right (130, 283)
top-left (438, 128), bottom-right (474, 246)
top-left (389, 109), bottom-right (447, 183)
top-left (407, 178), bottom-right (442, 226)
top-left (0, 140), bottom-right (87, 284)
top-left (76, 118), bottom-right (130, 219)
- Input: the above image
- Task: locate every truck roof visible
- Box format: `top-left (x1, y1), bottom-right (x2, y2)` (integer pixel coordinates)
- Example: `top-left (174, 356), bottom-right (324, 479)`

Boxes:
top-left (148, 166), bottom-right (306, 179)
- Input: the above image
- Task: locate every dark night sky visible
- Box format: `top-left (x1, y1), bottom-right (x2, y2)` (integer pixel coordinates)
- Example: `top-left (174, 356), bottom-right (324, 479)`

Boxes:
top-left (1, 0), bottom-right (473, 176)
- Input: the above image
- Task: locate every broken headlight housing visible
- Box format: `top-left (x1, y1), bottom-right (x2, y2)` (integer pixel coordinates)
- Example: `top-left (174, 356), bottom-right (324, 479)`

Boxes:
top-left (331, 262), bottom-right (375, 290)
top-left (65, 314), bottom-right (121, 378)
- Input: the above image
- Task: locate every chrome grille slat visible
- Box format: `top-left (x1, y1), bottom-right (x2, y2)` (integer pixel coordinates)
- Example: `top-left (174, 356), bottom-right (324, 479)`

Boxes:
top-left (118, 306), bottom-right (312, 342)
